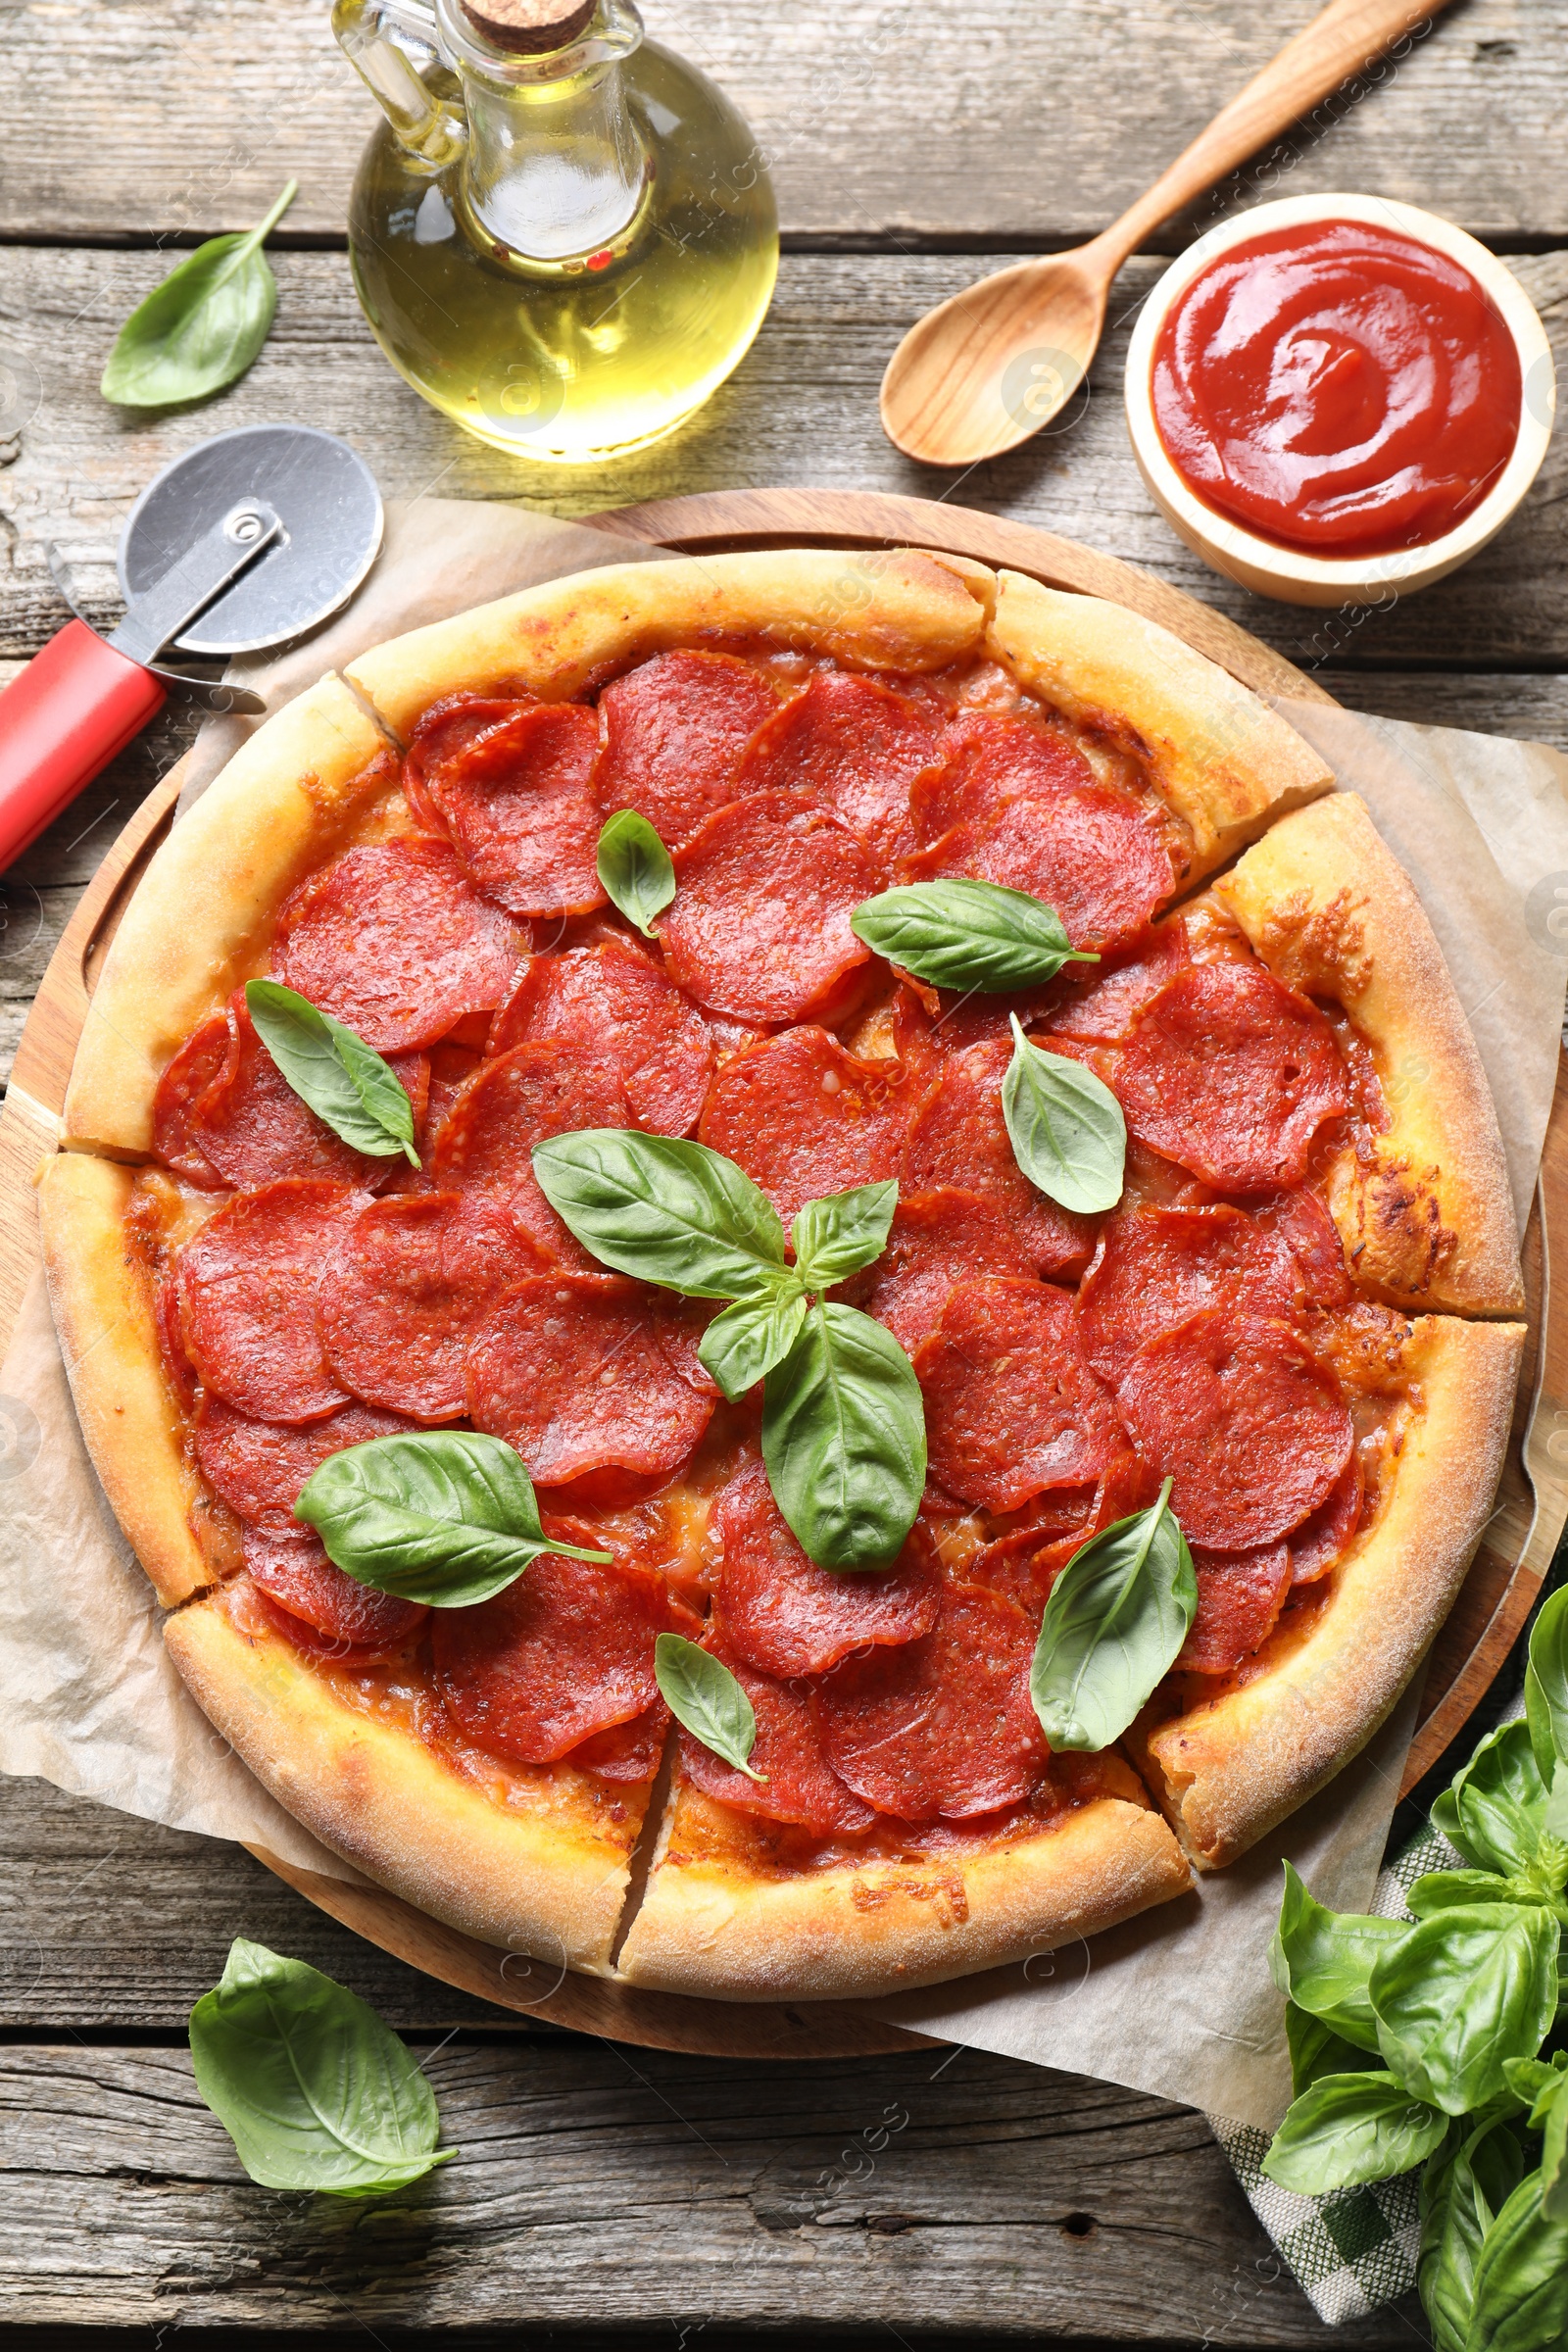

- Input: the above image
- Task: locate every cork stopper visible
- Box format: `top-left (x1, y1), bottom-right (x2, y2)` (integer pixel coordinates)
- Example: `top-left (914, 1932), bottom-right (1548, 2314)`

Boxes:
top-left (461, 0), bottom-right (596, 52)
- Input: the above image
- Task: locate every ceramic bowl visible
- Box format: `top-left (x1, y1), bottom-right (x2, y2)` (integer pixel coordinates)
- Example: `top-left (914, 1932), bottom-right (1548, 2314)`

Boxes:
top-left (1123, 193), bottom-right (1555, 609)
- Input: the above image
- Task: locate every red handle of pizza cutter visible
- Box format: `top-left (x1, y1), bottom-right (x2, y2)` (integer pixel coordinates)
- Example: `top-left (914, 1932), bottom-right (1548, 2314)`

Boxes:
top-left (0, 621), bottom-right (168, 870)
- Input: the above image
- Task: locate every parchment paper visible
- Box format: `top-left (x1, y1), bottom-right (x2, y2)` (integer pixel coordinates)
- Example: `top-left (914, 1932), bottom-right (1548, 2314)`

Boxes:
top-left (2, 501), bottom-right (1565, 2124)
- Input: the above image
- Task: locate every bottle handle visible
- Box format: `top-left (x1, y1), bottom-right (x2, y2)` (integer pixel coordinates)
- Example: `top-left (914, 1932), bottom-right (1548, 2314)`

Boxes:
top-left (0, 622), bottom-right (166, 874)
top-left (331, 0), bottom-right (466, 163)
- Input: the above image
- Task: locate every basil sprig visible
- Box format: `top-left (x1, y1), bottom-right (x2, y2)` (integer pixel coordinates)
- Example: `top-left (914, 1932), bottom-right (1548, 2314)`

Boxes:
top-left (189, 1938), bottom-right (453, 2196)
top-left (245, 979), bottom-right (418, 1165)
top-left (1003, 1014), bottom-right (1126, 1214)
top-left (532, 1133), bottom-right (920, 1568)
top-left (597, 808), bottom-right (675, 938)
top-left (1258, 1587), bottom-right (1568, 2350)
top-left (655, 1634), bottom-right (766, 1780)
top-left (101, 181), bottom-right (298, 408)
top-left (296, 1430), bottom-right (612, 1606)
top-left (1028, 1478), bottom-right (1196, 1751)
top-left (852, 877), bottom-right (1099, 993)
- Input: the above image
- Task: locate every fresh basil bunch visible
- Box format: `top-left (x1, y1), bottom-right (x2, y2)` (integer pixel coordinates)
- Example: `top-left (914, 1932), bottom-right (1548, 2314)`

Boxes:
top-left (246, 979), bottom-right (419, 1164)
top-left (296, 1430), bottom-right (612, 1607)
top-left (532, 1132), bottom-right (925, 1569)
top-left (189, 1938), bottom-right (453, 2195)
top-left (1262, 1588), bottom-right (1568, 2352)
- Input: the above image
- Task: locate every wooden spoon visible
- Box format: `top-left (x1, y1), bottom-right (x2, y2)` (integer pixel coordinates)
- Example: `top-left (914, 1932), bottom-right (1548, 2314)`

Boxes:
top-left (880, 0), bottom-right (1453, 468)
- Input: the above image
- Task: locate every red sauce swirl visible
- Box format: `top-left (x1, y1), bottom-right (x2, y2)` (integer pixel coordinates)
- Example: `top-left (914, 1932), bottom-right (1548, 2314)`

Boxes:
top-left (1151, 220), bottom-right (1522, 558)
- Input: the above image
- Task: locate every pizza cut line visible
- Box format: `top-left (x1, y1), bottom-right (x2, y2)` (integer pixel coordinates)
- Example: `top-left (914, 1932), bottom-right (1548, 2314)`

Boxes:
top-left (40, 549), bottom-right (1527, 2001)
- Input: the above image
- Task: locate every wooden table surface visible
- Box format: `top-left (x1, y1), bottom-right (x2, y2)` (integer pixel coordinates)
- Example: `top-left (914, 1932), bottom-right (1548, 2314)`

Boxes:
top-left (3, 0), bottom-right (1563, 2337)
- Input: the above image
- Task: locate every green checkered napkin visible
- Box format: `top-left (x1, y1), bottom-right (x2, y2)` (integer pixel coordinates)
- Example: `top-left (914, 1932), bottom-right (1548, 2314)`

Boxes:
top-left (1208, 1822), bottom-right (1463, 2326)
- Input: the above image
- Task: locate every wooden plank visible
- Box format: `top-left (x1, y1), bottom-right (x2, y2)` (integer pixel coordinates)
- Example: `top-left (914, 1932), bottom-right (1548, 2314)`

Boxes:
top-left (3, 247), bottom-right (1565, 672)
top-left (3, 0), bottom-right (1565, 246)
top-left (0, 2038), bottom-right (1423, 2341)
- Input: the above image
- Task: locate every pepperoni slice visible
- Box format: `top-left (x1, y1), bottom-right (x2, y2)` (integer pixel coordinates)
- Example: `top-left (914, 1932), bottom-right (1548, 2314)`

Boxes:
top-left (178, 1181), bottom-right (367, 1423)
top-left (900, 1037), bottom-right (1097, 1279)
top-left (377, 1041), bottom-right (486, 1198)
top-left (466, 1274), bottom-right (714, 1487)
top-left (488, 943), bottom-right (711, 1138)
top-left (909, 711), bottom-right (1095, 846)
top-left (196, 1396), bottom-right (416, 1534)
top-left (680, 1634), bottom-right (875, 1836)
top-left (153, 1014), bottom-right (229, 1188)
top-left (596, 650), bottom-right (780, 847)
top-left (430, 1042), bottom-right (633, 1268)
top-left (1177, 1543), bottom-right (1293, 1675)
top-left (568, 1703), bottom-right (669, 1783)
top-left (903, 787), bottom-right (1176, 954)
top-left (841, 1187), bottom-right (1036, 1356)
top-left (319, 1193), bottom-right (553, 1421)
top-left (405, 697), bottom-right (606, 919)
top-left (967, 1451), bottom-right (1157, 1614)
top-left (1114, 1308), bottom-right (1353, 1548)
top-left (1290, 1456), bottom-right (1364, 1584)
top-left (697, 1026), bottom-right (910, 1225)
top-left (712, 1454), bottom-right (938, 1678)
top-left (1114, 962), bottom-right (1351, 1192)
top-left (431, 1550), bottom-right (698, 1763)
top-left (735, 670), bottom-right (946, 860)
top-left (662, 791), bottom-right (883, 1024)
top-left (187, 989), bottom-right (429, 1194)
top-left (402, 694), bottom-right (529, 828)
top-left (243, 1528), bottom-right (428, 1654)
top-left (1259, 1187), bottom-right (1353, 1309)
top-left (1036, 921), bottom-right (1191, 1044)
top-left (915, 1277), bottom-right (1126, 1513)
top-left (272, 840), bottom-right (524, 1054)
top-left (812, 1579), bottom-right (1048, 1822)
top-left (1076, 1204), bottom-right (1305, 1385)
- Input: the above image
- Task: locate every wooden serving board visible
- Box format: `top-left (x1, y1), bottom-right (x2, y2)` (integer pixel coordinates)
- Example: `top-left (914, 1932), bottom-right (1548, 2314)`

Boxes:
top-left (1, 487), bottom-right (1562, 2062)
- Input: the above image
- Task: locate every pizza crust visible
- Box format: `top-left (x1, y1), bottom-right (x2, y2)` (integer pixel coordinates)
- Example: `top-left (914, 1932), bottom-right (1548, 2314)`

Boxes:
top-left (37, 1152), bottom-right (211, 1607)
top-left (1134, 1313), bottom-right (1525, 1869)
top-left (616, 1764), bottom-right (1191, 2000)
top-left (1216, 792), bottom-right (1524, 1315)
top-left (165, 1586), bottom-right (653, 1973)
top-left (986, 570), bottom-right (1333, 877)
top-left (63, 676), bottom-right (395, 1159)
top-left (344, 549), bottom-right (992, 740)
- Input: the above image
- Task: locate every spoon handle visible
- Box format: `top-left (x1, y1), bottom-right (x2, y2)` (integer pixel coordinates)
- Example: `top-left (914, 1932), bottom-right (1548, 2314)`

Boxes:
top-left (1093, 0), bottom-right (1455, 270)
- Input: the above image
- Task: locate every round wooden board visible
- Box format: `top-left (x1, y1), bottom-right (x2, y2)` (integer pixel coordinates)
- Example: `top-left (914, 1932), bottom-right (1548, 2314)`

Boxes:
top-left (3, 487), bottom-right (1563, 2059)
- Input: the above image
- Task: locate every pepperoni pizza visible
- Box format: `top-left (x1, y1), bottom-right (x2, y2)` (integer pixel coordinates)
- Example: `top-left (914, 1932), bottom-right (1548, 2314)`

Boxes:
top-left (40, 550), bottom-right (1526, 1999)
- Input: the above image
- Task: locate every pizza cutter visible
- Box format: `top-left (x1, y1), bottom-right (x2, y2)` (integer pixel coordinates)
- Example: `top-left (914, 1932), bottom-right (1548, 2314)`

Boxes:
top-left (0, 423), bottom-right (383, 873)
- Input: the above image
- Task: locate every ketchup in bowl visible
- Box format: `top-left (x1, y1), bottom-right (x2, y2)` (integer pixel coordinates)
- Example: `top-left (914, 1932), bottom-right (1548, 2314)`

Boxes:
top-left (1151, 220), bottom-right (1522, 559)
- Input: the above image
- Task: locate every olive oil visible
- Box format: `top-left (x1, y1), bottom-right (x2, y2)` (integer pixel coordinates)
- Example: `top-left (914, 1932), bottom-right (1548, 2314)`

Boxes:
top-left (335, 0), bottom-right (777, 464)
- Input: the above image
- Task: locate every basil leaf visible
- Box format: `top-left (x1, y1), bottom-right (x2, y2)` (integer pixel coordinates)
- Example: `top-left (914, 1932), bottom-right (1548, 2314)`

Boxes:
top-left (597, 808), bottom-right (675, 939)
top-left (761, 1299), bottom-right (925, 1570)
top-left (1268, 1861), bottom-right (1406, 2052)
top-left (101, 181), bottom-right (298, 407)
top-left (1466, 2167), bottom-right (1568, 2352)
top-left (1261, 2070), bottom-right (1448, 2194)
top-left (1408, 1872), bottom-right (1537, 1918)
top-left (245, 980), bottom-right (418, 1165)
top-left (791, 1180), bottom-right (899, 1290)
top-left (1002, 1014), bottom-right (1125, 1214)
top-left (850, 878), bottom-right (1099, 993)
top-left (1522, 1578), bottom-right (1568, 1787)
top-left (531, 1130), bottom-right (790, 1300)
top-left (1446, 1722), bottom-right (1549, 1877)
top-left (189, 1937), bottom-right (452, 2196)
top-left (1420, 2118), bottom-right (1525, 2352)
top-left (698, 1287), bottom-right (808, 1401)
top-left (1286, 2000), bottom-right (1370, 2098)
top-left (1028, 1478), bottom-right (1196, 1751)
top-left (296, 1430), bottom-right (611, 1606)
top-left (1370, 1905), bottom-right (1560, 2115)
top-left (655, 1634), bottom-right (765, 1781)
